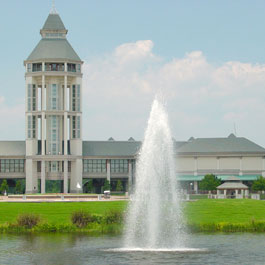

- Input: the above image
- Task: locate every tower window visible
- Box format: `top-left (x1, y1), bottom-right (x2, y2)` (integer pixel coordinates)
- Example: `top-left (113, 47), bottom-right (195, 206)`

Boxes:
top-left (67, 63), bottom-right (76, 72)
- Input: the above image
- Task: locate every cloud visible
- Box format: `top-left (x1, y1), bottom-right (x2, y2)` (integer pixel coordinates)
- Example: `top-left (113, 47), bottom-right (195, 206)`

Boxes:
top-left (82, 40), bottom-right (265, 146)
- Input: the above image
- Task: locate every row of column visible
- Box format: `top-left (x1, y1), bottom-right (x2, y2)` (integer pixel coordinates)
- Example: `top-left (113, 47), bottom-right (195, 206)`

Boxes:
top-left (40, 160), bottom-right (68, 194)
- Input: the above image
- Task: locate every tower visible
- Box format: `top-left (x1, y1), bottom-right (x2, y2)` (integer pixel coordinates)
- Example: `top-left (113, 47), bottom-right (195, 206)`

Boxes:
top-left (24, 8), bottom-right (83, 193)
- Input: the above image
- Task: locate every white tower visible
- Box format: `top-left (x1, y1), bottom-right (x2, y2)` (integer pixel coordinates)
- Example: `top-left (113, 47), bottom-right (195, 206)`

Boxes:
top-left (24, 9), bottom-right (83, 193)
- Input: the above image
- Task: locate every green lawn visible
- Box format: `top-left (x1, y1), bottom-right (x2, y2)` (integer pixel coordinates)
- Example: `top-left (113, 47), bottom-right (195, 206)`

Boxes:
top-left (0, 199), bottom-right (265, 227)
top-left (0, 201), bottom-right (127, 224)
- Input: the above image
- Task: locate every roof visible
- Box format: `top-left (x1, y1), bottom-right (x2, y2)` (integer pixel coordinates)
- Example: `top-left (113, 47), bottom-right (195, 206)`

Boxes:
top-left (224, 176), bottom-right (241, 181)
top-left (42, 14), bottom-right (66, 31)
top-left (177, 134), bottom-right (265, 154)
top-left (0, 141), bottom-right (25, 156)
top-left (27, 38), bottom-right (81, 61)
top-left (83, 141), bottom-right (141, 157)
top-left (217, 182), bottom-right (249, 190)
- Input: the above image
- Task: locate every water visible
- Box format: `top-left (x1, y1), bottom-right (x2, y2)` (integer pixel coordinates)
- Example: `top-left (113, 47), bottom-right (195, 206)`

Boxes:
top-left (0, 234), bottom-right (265, 264)
top-left (124, 97), bottom-right (185, 249)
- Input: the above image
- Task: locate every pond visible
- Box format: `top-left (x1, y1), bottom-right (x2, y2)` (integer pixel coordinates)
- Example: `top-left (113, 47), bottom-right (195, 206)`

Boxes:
top-left (0, 233), bottom-right (264, 265)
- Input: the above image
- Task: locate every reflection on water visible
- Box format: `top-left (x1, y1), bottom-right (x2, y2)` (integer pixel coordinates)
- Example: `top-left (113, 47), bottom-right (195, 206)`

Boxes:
top-left (0, 234), bottom-right (265, 265)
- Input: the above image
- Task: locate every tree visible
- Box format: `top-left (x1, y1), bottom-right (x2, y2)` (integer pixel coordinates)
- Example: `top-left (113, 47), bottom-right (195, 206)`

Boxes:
top-left (15, 180), bottom-right (23, 194)
top-left (0, 180), bottom-right (9, 195)
top-left (116, 180), bottom-right (123, 192)
top-left (252, 176), bottom-right (265, 192)
top-left (103, 179), bottom-right (110, 192)
top-left (199, 174), bottom-right (221, 191)
top-left (86, 180), bottom-right (93, 193)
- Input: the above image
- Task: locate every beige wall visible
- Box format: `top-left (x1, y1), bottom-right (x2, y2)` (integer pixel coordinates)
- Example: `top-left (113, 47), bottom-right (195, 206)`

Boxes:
top-left (219, 157), bottom-right (240, 170)
top-left (197, 157), bottom-right (217, 170)
top-left (176, 157), bottom-right (194, 171)
top-left (242, 157), bottom-right (263, 171)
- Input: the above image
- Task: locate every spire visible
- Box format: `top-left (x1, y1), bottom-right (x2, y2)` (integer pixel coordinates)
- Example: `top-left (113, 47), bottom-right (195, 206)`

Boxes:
top-left (50, 0), bottom-right (57, 14)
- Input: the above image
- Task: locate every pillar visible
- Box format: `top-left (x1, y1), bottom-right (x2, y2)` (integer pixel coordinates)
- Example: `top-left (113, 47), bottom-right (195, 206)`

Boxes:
top-left (224, 189), bottom-right (227, 198)
top-left (64, 160), bottom-right (68, 193)
top-left (64, 75), bottom-right (68, 155)
top-left (107, 159), bottom-right (110, 181)
top-left (128, 160), bottom-right (132, 193)
top-left (245, 189), bottom-right (249, 198)
top-left (194, 181), bottom-right (198, 194)
top-left (41, 74), bottom-right (45, 155)
top-left (41, 160), bottom-right (46, 194)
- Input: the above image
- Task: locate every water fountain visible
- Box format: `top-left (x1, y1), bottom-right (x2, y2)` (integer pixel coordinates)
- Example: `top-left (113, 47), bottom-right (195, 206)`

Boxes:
top-left (124, 96), bottom-right (187, 250)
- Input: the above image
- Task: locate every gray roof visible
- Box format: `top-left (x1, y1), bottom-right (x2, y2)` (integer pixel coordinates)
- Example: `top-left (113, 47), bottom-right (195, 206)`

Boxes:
top-left (217, 182), bottom-right (249, 190)
top-left (42, 14), bottom-right (66, 31)
top-left (177, 134), bottom-right (265, 154)
top-left (0, 141), bottom-right (25, 156)
top-left (83, 141), bottom-right (141, 157)
top-left (225, 176), bottom-right (241, 181)
top-left (27, 38), bottom-right (81, 61)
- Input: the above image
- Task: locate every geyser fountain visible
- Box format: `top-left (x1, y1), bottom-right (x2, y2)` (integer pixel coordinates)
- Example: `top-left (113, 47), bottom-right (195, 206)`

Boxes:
top-left (124, 96), bottom-right (186, 250)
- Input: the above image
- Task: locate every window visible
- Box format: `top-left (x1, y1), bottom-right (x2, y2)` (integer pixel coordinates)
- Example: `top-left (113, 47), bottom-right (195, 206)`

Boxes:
top-left (45, 63), bottom-right (64, 71)
top-left (67, 63), bottom-right (76, 72)
top-left (49, 84), bottom-right (59, 110)
top-left (83, 159), bottom-right (107, 173)
top-left (72, 84), bottom-right (81, 112)
top-left (0, 159), bottom-right (24, 173)
top-left (110, 159), bottom-right (128, 173)
top-left (77, 64), bottom-right (81, 72)
top-left (27, 115), bottom-right (36, 139)
top-left (27, 63), bottom-right (31, 72)
top-left (32, 63), bottom-right (42, 72)
top-left (48, 115), bottom-right (60, 155)
top-left (49, 161), bottom-right (60, 172)
top-left (27, 84), bottom-right (37, 111)
top-left (72, 116), bottom-right (81, 139)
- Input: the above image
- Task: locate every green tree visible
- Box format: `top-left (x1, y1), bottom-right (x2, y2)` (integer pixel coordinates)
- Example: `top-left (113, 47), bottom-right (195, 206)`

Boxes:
top-left (252, 176), bottom-right (265, 192)
top-left (86, 180), bottom-right (93, 193)
top-left (116, 180), bottom-right (123, 192)
top-left (199, 174), bottom-right (221, 191)
top-left (103, 179), bottom-right (110, 192)
top-left (0, 180), bottom-right (9, 195)
top-left (15, 180), bottom-right (23, 194)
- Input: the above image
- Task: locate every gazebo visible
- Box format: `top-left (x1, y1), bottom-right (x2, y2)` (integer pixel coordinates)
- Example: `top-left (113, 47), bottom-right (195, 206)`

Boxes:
top-left (217, 176), bottom-right (249, 199)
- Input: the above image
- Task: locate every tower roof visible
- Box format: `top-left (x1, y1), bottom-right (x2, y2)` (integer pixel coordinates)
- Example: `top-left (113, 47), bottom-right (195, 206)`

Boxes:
top-left (27, 38), bottom-right (81, 62)
top-left (42, 13), bottom-right (66, 31)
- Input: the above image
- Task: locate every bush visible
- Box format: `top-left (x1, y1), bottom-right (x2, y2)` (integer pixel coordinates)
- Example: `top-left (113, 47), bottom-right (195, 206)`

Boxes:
top-left (103, 179), bottom-right (110, 192)
top-left (116, 180), bottom-right (123, 192)
top-left (0, 180), bottom-right (9, 195)
top-left (71, 210), bottom-right (94, 228)
top-left (17, 213), bottom-right (40, 228)
top-left (104, 210), bottom-right (123, 224)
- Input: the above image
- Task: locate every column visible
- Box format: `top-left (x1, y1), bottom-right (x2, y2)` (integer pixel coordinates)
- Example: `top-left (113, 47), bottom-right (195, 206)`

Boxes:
top-left (194, 181), bottom-right (198, 194)
top-left (64, 160), bottom-right (68, 193)
top-left (194, 157), bottom-right (198, 176)
top-left (128, 160), bottom-right (132, 193)
top-left (107, 160), bottom-right (110, 181)
top-left (64, 75), bottom-right (68, 155)
top-left (245, 189), bottom-right (249, 198)
top-left (239, 157), bottom-right (243, 176)
top-left (224, 189), bottom-right (227, 198)
top-left (41, 160), bottom-right (46, 194)
top-left (235, 189), bottom-right (238, 198)
top-left (41, 74), bottom-right (45, 155)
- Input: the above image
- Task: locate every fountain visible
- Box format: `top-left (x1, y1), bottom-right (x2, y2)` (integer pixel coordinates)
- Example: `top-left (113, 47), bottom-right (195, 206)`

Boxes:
top-left (124, 96), bottom-right (186, 250)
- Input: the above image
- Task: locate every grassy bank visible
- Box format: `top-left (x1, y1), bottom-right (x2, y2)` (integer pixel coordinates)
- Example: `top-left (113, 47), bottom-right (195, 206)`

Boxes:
top-left (0, 200), bottom-right (265, 233)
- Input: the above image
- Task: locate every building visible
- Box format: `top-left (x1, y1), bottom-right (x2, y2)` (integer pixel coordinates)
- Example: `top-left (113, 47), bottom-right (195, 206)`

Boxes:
top-left (0, 8), bottom-right (265, 194)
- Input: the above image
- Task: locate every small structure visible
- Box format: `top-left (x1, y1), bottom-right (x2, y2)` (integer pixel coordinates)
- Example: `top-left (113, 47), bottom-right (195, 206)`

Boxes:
top-left (217, 176), bottom-right (249, 199)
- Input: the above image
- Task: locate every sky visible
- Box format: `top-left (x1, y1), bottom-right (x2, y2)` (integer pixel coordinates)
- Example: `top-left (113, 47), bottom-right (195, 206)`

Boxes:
top-left (1, 0), bottom-right (265, 146)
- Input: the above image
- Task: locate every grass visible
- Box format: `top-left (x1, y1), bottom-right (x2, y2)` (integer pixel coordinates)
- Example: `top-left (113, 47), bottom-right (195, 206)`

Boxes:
top-left (0, 201), bottom-right (127, 225)
top-left (0, 199), bottom-right (265, 233)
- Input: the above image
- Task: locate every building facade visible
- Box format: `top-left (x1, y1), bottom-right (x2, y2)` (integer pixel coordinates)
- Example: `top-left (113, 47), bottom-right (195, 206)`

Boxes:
top-left (0, 10), bottom-right (265, 194)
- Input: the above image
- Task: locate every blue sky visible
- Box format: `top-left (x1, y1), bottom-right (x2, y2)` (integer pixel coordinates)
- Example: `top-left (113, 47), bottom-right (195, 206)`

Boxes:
top-left (1, 0), bottom-right (265, 146)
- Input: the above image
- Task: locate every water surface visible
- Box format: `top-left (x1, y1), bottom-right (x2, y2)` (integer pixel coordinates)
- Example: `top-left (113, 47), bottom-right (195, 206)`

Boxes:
top-left (0, 234), bottom-right (265, 265)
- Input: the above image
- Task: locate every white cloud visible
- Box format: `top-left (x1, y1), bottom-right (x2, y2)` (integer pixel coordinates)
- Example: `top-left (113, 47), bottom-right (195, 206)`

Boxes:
top-left (82, 40), bottom-right (265, 146)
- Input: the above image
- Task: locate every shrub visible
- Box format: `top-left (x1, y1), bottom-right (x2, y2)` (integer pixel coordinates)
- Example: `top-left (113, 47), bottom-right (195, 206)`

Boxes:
top-left (116, 180), bottom-right (123, 192)
top-left (103, 179), bottom-right (110, 192)
top-left (104, 210), bottom-right (123, 224)
top-left (71, 210), bottom-right (94, 228)
top-left (17, 213), bottom-right (40, 228)
top-left (0, 180), bottom-right (9, 195)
